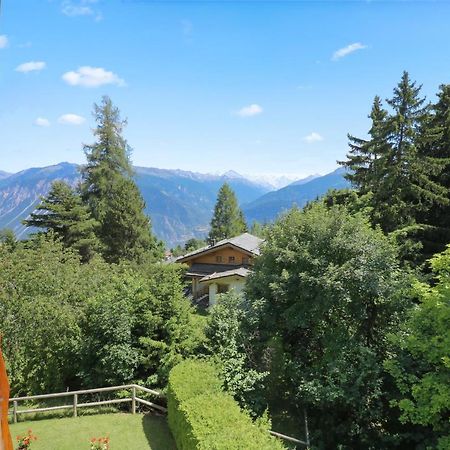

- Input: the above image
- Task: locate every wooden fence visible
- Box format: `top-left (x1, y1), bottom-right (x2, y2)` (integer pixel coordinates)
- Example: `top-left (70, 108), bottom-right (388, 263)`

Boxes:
top-left (8, 384), bottom-right (166, 424)
top-left (8, 384), bottom-right (309, 447)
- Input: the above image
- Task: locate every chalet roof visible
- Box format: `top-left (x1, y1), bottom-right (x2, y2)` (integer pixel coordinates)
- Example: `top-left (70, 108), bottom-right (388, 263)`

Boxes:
top-left (176, 233), bottom-right (264, 263)
top-left (199, 267), bottom-right (251, 283)
top-left (186, 263), bottom-right (238, 277)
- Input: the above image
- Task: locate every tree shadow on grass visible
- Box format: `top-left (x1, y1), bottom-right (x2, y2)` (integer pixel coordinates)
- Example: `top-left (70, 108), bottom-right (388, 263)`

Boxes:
top-left (142, 414), bottom-right (177, 450)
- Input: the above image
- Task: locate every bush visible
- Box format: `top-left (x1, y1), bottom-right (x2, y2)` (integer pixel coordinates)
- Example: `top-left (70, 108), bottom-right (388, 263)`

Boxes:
top-left (167, 360), bottom-right (285, 450)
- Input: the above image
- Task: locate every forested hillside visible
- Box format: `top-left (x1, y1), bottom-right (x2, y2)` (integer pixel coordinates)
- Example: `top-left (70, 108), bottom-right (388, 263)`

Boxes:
top-left (0, 163), bottom-right (269, 246)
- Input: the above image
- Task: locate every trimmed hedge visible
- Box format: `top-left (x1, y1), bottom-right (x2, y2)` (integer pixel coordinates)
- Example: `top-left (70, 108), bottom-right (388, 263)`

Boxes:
top-left (167, 359), bottom-right (285, 450)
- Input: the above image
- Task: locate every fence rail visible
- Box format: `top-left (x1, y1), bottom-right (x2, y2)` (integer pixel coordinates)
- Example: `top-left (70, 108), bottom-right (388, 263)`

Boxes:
top-left (8, 383), bottom-right (166, 423)
top-left (9, 384), bottom-right (308, 447)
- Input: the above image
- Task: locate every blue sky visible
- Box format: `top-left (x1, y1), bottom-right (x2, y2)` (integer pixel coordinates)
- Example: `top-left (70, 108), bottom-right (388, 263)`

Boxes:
top-left (1, 0), bottom-right (450, 178)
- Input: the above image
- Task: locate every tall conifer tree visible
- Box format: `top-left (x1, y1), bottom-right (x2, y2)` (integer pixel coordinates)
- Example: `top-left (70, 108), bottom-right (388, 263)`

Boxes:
top-left (208, 183), bottom-right (247, 243)
top-left (23, 180), bottom-right (100, 261)
top-left (341, 73), bottom-right (448, 263)
top-left (340, 96), bottom-right (389, 194)
top-left (417, 84), bottom-right (450, 258)
top-left (81, 96), bottom-right (162, 263)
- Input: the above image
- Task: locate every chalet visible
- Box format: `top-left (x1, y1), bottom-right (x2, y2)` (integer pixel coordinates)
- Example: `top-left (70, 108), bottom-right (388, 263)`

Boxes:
top-left (176, 232), bottom-right (264, 306)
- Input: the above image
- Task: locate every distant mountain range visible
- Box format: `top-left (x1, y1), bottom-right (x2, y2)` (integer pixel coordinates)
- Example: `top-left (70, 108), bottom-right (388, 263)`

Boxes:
top-left (242, 167), bottom-right (350, 224)
top-left (0, 163), bottom-right (349, 247)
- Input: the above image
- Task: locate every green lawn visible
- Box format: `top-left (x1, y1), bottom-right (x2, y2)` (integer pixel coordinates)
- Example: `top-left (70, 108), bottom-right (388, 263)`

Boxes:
top-left (10, 413), bottom-right (176, 450)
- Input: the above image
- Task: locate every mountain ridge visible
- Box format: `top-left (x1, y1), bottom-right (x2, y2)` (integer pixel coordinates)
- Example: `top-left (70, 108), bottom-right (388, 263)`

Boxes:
top-left (243, 167), bottom-right (350, 224)
top-left (0, 162), bottom-right (349, 246)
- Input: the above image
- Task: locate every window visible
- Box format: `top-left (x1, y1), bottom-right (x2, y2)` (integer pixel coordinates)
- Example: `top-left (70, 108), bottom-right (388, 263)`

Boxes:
top-left (228, 256), bottom-right (235, 263)
top-left (216, 255), bottom-right (223, 263)
top-left (242, 257), bottom-right (249, 265)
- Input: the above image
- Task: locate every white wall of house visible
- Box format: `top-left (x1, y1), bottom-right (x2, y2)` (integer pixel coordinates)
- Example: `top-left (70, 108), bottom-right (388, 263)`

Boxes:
top-left (207, 277), bottom-right (246, 306)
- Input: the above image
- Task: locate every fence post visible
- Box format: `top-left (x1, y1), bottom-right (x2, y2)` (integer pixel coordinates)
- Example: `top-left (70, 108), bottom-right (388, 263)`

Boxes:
top-left (304, 408), bottom-right (310, 449)
top-left (73, 393), bottom-right (78, 418)
top-left (13, 400), bottom-right (18, 424)
top-left (131, 387), bottom-right (136, 414)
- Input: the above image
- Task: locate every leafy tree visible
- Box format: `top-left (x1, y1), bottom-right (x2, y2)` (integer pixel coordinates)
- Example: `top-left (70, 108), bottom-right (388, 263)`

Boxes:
top-left (386, 246), bottom-right (450, 450)
top-left (208, 183), bottom-right (247, 243)
top-left (81, 96), bottom-right (162, 263)
top-left (184, 238), bottom-right (206, 253)
top-left (249, 221), bottom-right (267, 238)
top-left (0, 232), bottom-right (199, 395)
top-left (0, 228), bottom-right (17, 250)
top-left (245, 204), bottom-right (411, 448)
top-left (205, 291), bottom-right (267, 411)
top-left (23, 180), bottom-right (100, 261)
top-left (0, 235), bottom-right (86, 395)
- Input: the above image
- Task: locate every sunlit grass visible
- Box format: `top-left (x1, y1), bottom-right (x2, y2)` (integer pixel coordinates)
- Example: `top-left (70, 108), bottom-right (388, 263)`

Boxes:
top-left (10, 413), bottom-right (176, 450)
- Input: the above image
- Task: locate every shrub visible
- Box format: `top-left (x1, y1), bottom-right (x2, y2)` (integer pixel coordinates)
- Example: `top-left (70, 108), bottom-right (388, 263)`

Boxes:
top-left (167, 359), bottom-right (284, 450)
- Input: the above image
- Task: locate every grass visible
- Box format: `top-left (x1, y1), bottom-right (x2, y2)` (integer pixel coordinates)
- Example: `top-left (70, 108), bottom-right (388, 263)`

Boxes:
top-left (10, 413), bottom-right (176, 450)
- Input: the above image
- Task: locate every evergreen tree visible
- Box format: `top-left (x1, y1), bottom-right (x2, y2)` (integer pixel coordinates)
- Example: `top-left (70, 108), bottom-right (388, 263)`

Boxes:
top-left (101, 177), bottom-right (163, 263)
top-left (417, 84), bottom-right (450, 258)
top-left (375, 72), bottom-right (447, 234)
top-left (23, 180), bottom-right (99, 261)
top-left (340, 95), bottom-right (389, 194)
top-left (208, 183), bottom-right (247, 243)
top-left (81, 96), bottom-right (162, 263)
top-left (340, 72), bottom-right (449, 263)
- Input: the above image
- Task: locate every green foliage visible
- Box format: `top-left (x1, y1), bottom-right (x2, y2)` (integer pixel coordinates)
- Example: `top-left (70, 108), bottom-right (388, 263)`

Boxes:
top-left (340, 72), bottom-right (450, 265)
top-left (0, 228), bottom-right (17, 250)
top-left (386, 246), bottom-right (450, 449)
top-left (23, 180), bottom-right (100, 261)
top-left (171, 238), bottom-right (206, 258)
top-left (0, 234), bottom-right (199, 396)
top-left (81, 96), bottom-right (162, 263)
top-left (208, 183), bottom-right (247, 243)
top-left (167, 360), bottom-right (284, 450)
top-left (205, 292), bottom-right (267, 410)
top-left (100, 177), bottom-right (163, 263)
top-left (184, 238), bottom-right (206, 253)
top-left (245, 203), bottom-right (411, 448)
top-left (249, 221), bottom-right (268, 238)
top-left (0, 235), bottom-right (87, 394)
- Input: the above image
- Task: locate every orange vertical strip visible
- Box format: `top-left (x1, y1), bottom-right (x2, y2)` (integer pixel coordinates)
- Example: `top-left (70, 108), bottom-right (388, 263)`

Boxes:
top-left (0, 337), bottom-right (13, 450)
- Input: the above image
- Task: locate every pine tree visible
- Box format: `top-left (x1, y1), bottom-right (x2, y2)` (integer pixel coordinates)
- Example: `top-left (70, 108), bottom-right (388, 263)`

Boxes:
top-left (23, 180), bottom-right (99, 261)
top-left (416, 84), bottom-right (450, 258)
top-left (340, 73), bottom-right (449, 264)
top-left (208, 183), bottom-right (247, 243)
top-left (374, 72), bottom-right (447, 233)
top-left (81, 96), bottom-right (162, 263)
top-left (340, 96), bottom-right (389, 194)
top-left (101, 177), bottom-right (163, 263)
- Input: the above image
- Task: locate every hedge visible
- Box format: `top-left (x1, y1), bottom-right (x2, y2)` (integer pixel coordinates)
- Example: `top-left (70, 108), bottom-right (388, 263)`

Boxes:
top-left (167, 359), bottom-right (285, 450)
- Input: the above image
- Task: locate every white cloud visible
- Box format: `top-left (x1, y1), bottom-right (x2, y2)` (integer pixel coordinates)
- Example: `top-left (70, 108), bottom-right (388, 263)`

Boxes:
top-left (62, 66), bottom-right (125, 88)
top-left (332, 42), bottom-right (367, 61)
top-left (236, 104), bottom-right (263, 117)
top-left (61, 0), bottom-right (100, 18)
top-left (58, 114), bottom-right (86, 125)
top-left (304, 132), bottom-right (323, 143)
top-left (34, 117), bottom-right (51, 127)
top-left (181, 19), bottom-right (193, 36)
top-left (0, 35), bottom-right (8, 49)
top-left (15, 61), bottom-right (46, 73)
